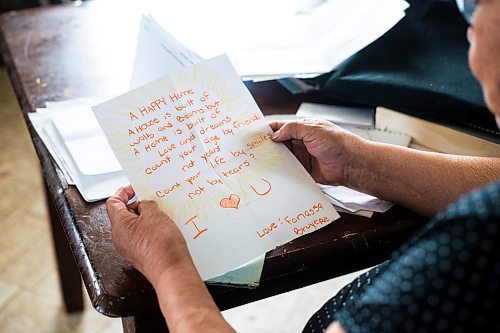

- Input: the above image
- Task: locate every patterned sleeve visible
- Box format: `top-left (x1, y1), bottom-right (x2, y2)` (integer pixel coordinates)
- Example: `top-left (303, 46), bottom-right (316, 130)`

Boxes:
top-left (304, 182), bottom-right (500, 333)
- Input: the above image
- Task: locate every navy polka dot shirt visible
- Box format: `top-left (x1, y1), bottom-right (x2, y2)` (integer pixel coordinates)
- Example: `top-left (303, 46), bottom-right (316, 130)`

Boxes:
top-left (304, 182), bottom-right (500, 333)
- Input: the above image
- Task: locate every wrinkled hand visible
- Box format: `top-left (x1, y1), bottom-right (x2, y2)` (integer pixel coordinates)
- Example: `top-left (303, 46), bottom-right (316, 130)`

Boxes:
top-left (106, 186), bottom-right (192, 284)
top-left (270, 119), bottom-right (366, 186)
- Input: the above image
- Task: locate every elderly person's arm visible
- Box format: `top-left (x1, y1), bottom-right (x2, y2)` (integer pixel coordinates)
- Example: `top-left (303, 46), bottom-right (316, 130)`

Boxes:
top-left (271, 120), bottom-right (500, 217)
top-left (347, 141), bottom-right (499, 217)
top-left (106, 186), bottom-right (235, 333)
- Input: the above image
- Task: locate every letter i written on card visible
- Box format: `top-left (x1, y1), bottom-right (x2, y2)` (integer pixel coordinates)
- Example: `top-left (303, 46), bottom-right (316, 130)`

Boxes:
top-left (93, 55), bottom-right (339, 280)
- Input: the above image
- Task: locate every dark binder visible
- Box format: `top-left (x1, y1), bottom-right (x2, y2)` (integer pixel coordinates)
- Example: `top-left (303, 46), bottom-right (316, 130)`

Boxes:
top-left (313, 0), bottom-right (500, 143)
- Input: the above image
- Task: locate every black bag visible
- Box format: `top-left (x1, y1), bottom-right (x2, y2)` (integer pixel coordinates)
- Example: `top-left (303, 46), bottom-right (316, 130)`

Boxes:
top-left (313, 0), bottom-right (500, 143)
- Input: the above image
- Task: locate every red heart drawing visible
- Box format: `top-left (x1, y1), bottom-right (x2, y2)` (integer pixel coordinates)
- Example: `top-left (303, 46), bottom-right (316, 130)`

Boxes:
top-left (219, 194), bottom-right (240, 209)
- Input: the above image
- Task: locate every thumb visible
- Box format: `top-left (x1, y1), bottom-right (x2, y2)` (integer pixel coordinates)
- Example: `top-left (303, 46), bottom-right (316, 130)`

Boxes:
top-left (107, 186), bottom-right (137, 225)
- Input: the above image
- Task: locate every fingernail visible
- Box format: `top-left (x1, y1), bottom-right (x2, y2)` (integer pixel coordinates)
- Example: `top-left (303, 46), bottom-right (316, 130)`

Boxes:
top-left (271, 132), bottom-right (279, 140)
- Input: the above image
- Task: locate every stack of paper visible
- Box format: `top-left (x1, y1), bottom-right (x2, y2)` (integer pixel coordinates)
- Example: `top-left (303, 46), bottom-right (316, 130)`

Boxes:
top-left (140, 0), bottom-right (409, 81)
top-left (28, 99), bottom-right (129, 202)
top-left (132, 0), bottom-right (409, 84)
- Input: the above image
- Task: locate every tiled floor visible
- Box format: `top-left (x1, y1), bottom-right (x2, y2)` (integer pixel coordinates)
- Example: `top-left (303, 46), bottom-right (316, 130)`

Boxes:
top-left (0, 67), bottom-right (364, 332)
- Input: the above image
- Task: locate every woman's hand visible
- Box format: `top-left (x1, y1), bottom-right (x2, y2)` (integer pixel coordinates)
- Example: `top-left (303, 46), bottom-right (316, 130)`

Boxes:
top-left (107, 186), bottom-right (235, 332)
top-left (106, 185), bottom-right (192, 285)
top-left (271, 120), bottom-right (500, 218)
top-left (270, 119), bottom-right (367, 186)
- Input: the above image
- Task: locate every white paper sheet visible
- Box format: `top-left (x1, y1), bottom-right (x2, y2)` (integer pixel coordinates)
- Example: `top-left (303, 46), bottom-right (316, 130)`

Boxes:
top-left (130, 14), bottom-right (203, 89)
top-left (50, 107), bottom-right (122, 175)
top-left (207, 254), bottom-right (266, 287)
top-left (29, 111), bottom-right (75, 185)
top-left (334, 206), bottom-right (374, 218)
top-left (93, 55), bottom-right (340, 280)
top-left (296, 102), bottom-right (374, 127)
top-left (319, 184), bottom-right (394, 213)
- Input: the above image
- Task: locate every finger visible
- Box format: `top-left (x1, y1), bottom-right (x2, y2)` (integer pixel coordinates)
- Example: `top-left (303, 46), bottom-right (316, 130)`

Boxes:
top-left (271, 121), bottom-right (311, 142)
top-left (112, 186), bottom-right (134, 204)
top-left (123, 184), bottom-right (135, 196)
top-left (268, 121), bottom-right (287, 132)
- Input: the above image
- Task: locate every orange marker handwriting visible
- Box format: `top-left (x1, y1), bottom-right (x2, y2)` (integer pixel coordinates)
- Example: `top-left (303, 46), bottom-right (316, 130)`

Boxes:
top-left (220, 194), bottom-right (240, 209)
top-left (185, 215), bottom-right (208, 239)
top-left (250, 179), bottom-right (272, 196)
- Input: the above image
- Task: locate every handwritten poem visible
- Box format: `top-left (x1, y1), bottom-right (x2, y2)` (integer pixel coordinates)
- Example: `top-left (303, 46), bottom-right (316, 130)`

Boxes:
top-left (93, 55), bottom-right (340, 280)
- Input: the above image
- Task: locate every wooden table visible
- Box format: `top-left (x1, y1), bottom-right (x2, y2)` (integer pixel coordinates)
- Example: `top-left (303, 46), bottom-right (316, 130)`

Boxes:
top-left (0, 2), bottom-right (424, 332)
